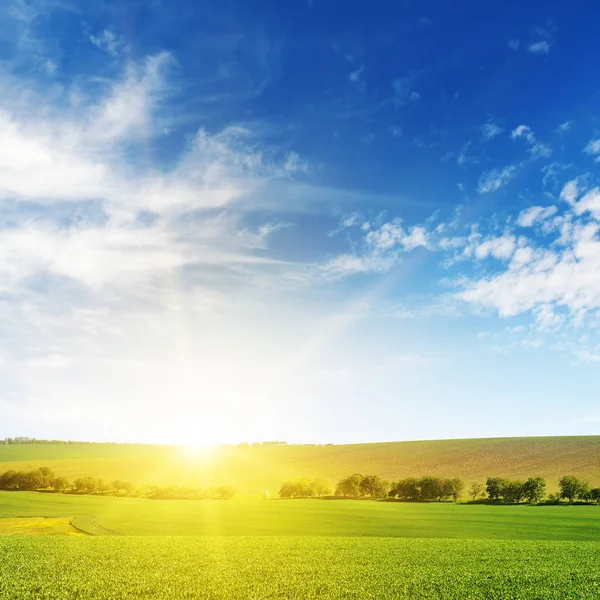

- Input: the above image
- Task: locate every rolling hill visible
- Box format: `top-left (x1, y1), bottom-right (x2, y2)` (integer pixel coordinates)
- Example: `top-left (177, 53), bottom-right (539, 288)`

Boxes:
top-left (1, 436), bottom-right (599, 495)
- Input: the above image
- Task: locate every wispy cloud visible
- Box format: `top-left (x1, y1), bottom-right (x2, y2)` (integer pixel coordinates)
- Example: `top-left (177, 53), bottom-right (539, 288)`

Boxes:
top-left (478, 165), bottom-right (517, 193)
top-left (392, 74), bottom-right (420, 106)
top-left (481, 122), bottom-right (503, 140)
top-left (583, 139), bottom-right (600, 161)
top-left (528, 40), bottom-right (550, 54)
top-left (89, 30), bottom-right (124, 57)
top-left (511, 124), bottom-right (551, 158)
top-left (556, 120), bottom-right (573, 133)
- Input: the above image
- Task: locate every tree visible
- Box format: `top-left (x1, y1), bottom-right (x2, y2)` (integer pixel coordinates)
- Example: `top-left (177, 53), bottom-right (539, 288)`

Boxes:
top-left (311, 478), bottom-right (332, 497)
top-left (37, 467), bottom-right (55, 489)
top-left (448, 478), bottom-right (464, 502)
top-left (469, 482), bottom-right (485, 501)
top-left (559, 475), bottom-right (589, 503)
top-left (215, 486), bottom-right (236, 499)
top-left (486, 478), bottom-right (508, 501)
top-left (393, 477), bottom-right (421, 501)
top-left (335, 474), bottom-right (364, 497)
top-left (419, 476), bottom-right (443, 501)
top-left (0, 470), bottom-right (19, 490)
top-left (53, 476), bottom-right (70, 493)
top-left (590, 488), bottom-right (600, 503)
top-left (359, 475), bottom-right (389, 498)
top-left (522, 477), bottom-right (546, 504)
top-left (73, 477), bottom-right (98, 494)
top-left (501, 480), bottom-right (525, 504)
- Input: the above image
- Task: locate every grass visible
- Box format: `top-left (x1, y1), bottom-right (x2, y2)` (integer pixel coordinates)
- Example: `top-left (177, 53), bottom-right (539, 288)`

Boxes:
top-left (2, 436), bottom-right (600, 495)
top-left (2, 491), bottom-right (600, 540)
top-left (1, 536), bottom-right (600, 599)
top-left (0, 517), bottom-right (84, 536)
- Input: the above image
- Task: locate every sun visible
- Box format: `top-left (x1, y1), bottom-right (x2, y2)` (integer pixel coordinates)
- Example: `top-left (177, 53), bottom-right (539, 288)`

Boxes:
top-left (180, 442), bottom-right (218, 459)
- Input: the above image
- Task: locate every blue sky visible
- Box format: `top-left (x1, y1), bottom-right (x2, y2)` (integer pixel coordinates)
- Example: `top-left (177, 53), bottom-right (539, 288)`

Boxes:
top-left (1, 0), bottom-right (600, 444)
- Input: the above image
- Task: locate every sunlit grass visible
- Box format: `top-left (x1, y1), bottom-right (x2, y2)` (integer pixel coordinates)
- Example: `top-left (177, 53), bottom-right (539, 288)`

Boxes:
top-left (2, 537), bottom-right (600, 599)
top-left (0, 517), bottom-right (83, 536)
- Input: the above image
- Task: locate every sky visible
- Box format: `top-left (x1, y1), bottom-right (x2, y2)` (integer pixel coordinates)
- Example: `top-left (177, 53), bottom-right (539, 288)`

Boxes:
top-left (1, 0), bottom-right (600, 445)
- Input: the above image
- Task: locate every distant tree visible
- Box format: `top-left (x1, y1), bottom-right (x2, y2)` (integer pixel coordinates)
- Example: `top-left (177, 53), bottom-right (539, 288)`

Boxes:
top-left (522, 477), bottom-right (546, 504)
top-left (279, 481), bottom-right (295, 499)
top-left (21, 470), bottom-right (43, 491)
top-left (419, 476), bottom-right (443, 501)
top-left (559, 475), bottom-right (589, 503)
top-left (214, 486), bottom-right (236, 499)
top-left (0, 470), bottom-right (19, 490)
top-left (501, 480), bottom-right (525, 504)
top-left (37, 467), bottom-right (55, 489)
top-left (335, 474), bottom-right (364, 497)
top-left (311, 478), bottom-right (332, 497)
top-left (590, 488), bottom-right (600, 503)
top-left (469, 482), bottom-right (485, 501)
top-left (53, 476), bottom-right (70, 493)
top-left (486, 478), bottom-right (508, 501)
top-left (448, 478), bottom-right (464, 502)
top-left (359, 475), bottom-right (389, 498)
top-left (393, 477), bottom-right (421, 501)
top-left (73, 477), bottom-right (98, 494)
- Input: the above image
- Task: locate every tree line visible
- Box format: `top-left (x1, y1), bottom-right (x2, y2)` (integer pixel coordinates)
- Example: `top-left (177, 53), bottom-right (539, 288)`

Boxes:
top-left (474, 475), bottom-right (600, 504)
top-left (0, 467), bottom-right (235, 500)
top-left (279, 473), bottom-right (600, 504)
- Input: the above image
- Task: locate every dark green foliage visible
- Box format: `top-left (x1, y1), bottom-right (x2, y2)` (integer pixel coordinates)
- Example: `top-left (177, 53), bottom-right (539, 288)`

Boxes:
top-left (522, 477), bottom-right (546, 504)
top-left (485, 478), bottom-right (507, 501)
top-left (359, 475), bottom-right (389, 498)
top-left (335, 474), bottom-right (365, 497)
top-left (485, 478), bottom-right (545, 504)
top-left (388, 476), bottom-right (463, 502)
top-left (559, 475), bottom-right (589, 503)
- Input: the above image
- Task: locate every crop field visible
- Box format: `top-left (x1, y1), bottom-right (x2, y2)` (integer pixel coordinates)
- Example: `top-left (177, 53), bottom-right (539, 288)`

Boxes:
top-left (2, 436), bottom-right (600, 495)
top-left (2, 438), bottom-right (600, 599)
top-left (1, 536), bottom-right (600, 599)
top-left (0, 517), bottom-right (83, 536)
top-left (2, 492), bottom-right (600, 539)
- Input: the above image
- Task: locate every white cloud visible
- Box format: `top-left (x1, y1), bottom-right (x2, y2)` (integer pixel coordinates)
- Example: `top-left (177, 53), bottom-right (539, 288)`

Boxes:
top-left (530, 143), bottom-right (552, 158)
top-left (283, 151), bottom-right (309, 174)
top-left (390, 126), bottom-right (403, 137)
top-left (481, 122), bottom-right (503, 140)
top-left (557, 120), bottom-right (573, 132)
top-left (511, 125), bottom-right (535, 143)
top-left (473, 235), bottom-right (517, 260)
top-left (511, 124), bottom-right (551, 158)
top-left (89, 30), bottom-right (123, 57)
top-left (508, 39), bottom-right (519, 50)
top-left (516, 205), bottom-right (558, 227)
top-left (584, 139), bottom-right (600, 159)
top-left (560, 179), bottom-right (580, 205)
top-left (478, 165), bottom-right (517, 193)
top-left (529, 41), bottom-right (550, 54)
top-left (455, 189), bottom-right (600, 336)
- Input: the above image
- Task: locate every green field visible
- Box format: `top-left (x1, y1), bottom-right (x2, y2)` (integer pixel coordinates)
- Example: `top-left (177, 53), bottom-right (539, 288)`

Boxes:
top-left (3, 438), bottom-right (600, 598)
top-left (2, 537), bottom-right (600, 599)
top-left (1, 491), bottom-right (599, 539)
top-left (2, 436), bottom-right (600, 495)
